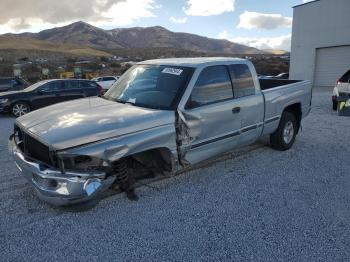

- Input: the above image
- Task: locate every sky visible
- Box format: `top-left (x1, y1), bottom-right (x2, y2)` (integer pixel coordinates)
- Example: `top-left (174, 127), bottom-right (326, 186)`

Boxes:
top-left (0, 0), bottom-right (314, 51)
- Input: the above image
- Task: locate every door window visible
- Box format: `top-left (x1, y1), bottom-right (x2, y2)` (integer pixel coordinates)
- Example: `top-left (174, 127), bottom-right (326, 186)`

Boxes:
top-left (229, 64), bottom-right (256, 98)
top-left (62, 81), bottom-right (80, 90)
top-left (39, 81), bottom-right (61, 92)
top-left (186, 65), bottom-right (233, 109)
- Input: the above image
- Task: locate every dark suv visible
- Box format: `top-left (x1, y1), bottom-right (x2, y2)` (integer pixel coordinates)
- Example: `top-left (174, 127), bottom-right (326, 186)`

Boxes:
top-left (0, 77), bottom-right (29, 92)
top-left (0, 79), bottom-right (103, 117)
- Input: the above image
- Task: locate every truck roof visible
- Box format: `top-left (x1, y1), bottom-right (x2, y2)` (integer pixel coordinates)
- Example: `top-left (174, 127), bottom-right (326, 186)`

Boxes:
top-left (139, 57), bottom-right (246, 68)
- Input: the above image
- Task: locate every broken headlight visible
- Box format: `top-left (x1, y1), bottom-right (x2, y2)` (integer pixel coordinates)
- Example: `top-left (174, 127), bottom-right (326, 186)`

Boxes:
top-left (60, 155), bottom-right (107, 172)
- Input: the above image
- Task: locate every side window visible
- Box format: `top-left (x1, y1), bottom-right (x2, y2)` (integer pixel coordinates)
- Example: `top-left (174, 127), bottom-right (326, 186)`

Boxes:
top-left (230, 64), bottom-right (256, 98)
top-left (80, 81), bottom-right (97, 88)
top-left (186, 66), bottom-right (233, 109)
top-left (40, 81), bottom-right (60, 92)
top-left (62, 81), bottom-right (80, 90)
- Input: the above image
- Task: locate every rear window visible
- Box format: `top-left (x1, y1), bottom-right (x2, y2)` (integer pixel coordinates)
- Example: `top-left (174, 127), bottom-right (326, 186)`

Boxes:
top-left (339, 70), bottom-right (350, 83)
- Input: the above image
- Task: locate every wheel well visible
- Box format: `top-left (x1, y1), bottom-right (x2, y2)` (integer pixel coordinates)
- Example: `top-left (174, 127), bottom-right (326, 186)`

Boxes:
top-left (112, 148), bottom-right (175, 178)
top-left (11, 100), bottom-right (31, 109)
top-left (283, 103), bottom-right (302, 133)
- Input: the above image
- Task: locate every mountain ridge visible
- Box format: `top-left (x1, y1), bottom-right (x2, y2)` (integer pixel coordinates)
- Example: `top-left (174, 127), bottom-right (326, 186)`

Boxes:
top-left (2, 21), bottom-right (264, 55)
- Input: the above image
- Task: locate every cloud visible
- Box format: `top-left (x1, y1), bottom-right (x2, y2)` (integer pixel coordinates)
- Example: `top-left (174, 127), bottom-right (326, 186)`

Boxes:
top-left (169, 17), bottom-right (188, 24)
top-left (237, 11), bottom-right (292, 30)
top-left (218, 30), bottom-right (291, 51)
top-left (184, 0), bottom-right (235, 16)
top-left (0, 0), bottom-right (158, 32)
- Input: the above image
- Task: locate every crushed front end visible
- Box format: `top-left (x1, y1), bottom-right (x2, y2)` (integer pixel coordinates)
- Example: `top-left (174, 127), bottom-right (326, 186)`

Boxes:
top-left (8, 125), bottom-right (115, 206)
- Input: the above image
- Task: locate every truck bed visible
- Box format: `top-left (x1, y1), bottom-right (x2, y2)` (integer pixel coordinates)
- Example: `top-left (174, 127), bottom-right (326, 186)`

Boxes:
top-left (259, 79), bottom-right (303, 90)
top-left (260, 79), bottom-right (312, 136)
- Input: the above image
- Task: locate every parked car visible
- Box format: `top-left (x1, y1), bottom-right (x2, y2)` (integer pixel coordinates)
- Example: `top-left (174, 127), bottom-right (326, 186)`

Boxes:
top-left (0, 79), bottom-right (103, 117)
top-left (0, 77), bottom-right (29, 92)
top-left (332, 70), bottom-right (350, 110)
top-left (9, 58), bottom-right (312, 206)
top-left (92, 76), bottom-right (119, 91)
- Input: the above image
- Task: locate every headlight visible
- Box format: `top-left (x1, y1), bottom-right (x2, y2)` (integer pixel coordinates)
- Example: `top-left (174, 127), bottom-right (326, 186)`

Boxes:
top-left (0, 98), bottom-right (8, 104)
top-left (61, 155), bottom-right (106, 172)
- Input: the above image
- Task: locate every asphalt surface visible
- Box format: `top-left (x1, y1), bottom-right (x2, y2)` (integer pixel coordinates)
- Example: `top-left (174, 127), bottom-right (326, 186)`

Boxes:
top-left (1, 89), bottom-right (350, 261)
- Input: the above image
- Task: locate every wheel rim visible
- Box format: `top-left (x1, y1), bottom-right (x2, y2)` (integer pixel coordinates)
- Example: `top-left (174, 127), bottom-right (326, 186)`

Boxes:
top-left (283, 121), bottom-right (294, 144)
top-left (13, 104), bottom-right (29, 117)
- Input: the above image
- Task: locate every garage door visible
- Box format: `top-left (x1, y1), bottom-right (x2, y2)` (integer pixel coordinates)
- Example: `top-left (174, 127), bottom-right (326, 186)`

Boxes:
top-left (314, 46), bottom-right (350, 87)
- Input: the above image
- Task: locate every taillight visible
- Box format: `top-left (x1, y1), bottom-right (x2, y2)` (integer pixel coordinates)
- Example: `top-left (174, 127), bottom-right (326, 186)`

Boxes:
top-left (96, 84), bottom-right (105, 96)
top-left (336, 79), bottom-right (341, 85)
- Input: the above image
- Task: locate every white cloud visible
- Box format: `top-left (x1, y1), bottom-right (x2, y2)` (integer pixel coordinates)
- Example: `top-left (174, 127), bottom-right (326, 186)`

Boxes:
top-left (169, 17), bottom-right (188, 24)
top-left (184, 0), bottom-right (235, 16)
top-left (0, 0), bottom-right (158, 33)
top-left (238, 11), bottom-right (292, 30)
top-left (218, 30), bottom-right (291, 51)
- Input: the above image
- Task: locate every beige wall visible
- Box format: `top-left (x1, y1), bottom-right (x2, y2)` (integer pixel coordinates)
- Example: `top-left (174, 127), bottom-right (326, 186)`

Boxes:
top-left (290, 0), bottom-right (350, 84)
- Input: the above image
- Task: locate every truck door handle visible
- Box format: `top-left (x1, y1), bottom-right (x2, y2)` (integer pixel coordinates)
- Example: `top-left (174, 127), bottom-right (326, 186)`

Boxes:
top-left (232, 107), bottom-right (241, 114)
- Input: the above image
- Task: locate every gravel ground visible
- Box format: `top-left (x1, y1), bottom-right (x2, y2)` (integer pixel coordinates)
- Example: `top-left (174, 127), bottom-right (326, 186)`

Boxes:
top-left (1, 89), bottom-right (350, 261)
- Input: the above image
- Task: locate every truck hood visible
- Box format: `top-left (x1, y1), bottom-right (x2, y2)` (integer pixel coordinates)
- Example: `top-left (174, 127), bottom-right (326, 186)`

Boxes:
top-left (16, 97), bottom-right (175, 150)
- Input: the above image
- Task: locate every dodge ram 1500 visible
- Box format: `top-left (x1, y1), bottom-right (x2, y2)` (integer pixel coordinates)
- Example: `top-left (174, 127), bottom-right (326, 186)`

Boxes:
top-left (9, 58), bottom-right (312, 206)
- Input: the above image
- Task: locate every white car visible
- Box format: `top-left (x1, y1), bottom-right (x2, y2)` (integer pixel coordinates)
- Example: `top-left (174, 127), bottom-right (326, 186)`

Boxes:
top-left (332, 70), bottom-right (350, 110)
top-left (92, 76), bottom-right (119, 91)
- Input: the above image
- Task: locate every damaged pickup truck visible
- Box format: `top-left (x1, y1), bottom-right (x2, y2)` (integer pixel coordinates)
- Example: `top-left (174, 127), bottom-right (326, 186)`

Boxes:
top-left (9, 58), bottom-right (312, 206)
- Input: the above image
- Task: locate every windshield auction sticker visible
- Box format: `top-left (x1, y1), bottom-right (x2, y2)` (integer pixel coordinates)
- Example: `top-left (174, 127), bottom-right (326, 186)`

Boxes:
top-left (162, 68), bottom-right (183, 76)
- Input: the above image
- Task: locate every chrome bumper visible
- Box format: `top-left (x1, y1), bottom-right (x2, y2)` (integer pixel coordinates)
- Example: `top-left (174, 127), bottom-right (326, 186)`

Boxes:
top-left (8, 135), bottom-right (115, 206)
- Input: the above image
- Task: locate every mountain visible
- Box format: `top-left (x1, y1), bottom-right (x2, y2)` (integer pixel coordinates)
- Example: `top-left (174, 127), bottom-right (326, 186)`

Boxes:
top-left (5, 21), bottom-right (262, 55)
top-left (0, 35), bottom-right (111, 57)
top-left (262, 49), bottom-right (289, 55)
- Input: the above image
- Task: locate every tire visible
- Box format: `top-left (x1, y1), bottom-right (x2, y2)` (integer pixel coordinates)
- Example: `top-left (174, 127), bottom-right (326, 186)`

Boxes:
top-left (12, 102), bottom-right (30, 117)
top-left (333, 101), bottom-right (338, 111)
top-left (270, 112), bottom-right (297, 151)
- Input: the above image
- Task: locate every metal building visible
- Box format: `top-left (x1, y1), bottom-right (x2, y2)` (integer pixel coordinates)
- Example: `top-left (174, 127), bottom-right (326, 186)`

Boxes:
top-left (290, 0), bottom-right (350, 88)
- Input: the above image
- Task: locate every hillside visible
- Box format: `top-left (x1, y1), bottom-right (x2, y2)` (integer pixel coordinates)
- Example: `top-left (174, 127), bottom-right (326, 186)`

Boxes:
top-left (0, 36), bottom-right (111, 57)
top-left (6, 21), bottom-right (263, 55)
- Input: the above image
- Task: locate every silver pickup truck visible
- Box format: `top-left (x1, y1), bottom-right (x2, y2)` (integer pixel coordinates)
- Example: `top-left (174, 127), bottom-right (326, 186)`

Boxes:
top-left (9, 58), bottom-right (312, 206)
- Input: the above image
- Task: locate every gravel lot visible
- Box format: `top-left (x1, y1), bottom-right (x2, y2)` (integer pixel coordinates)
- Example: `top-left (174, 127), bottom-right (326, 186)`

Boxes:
top-left (1, 89), bottom-right (350, 261)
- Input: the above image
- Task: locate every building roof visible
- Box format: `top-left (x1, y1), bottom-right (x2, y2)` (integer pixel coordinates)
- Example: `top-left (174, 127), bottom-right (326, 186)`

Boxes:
top-left (138, 57), bottom-right (245, 67)
top-left (293, 0), bottom-right (321, 8)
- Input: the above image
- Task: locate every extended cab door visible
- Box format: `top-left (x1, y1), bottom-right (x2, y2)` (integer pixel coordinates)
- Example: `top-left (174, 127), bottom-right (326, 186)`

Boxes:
top-left (228, 64), bottom-right (264, 146)
top-left (178, 65), bottom-right (242, 165)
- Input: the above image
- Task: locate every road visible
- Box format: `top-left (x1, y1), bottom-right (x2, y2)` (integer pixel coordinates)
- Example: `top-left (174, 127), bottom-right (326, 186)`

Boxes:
top-left (1, 89), bottom-right (350, 261)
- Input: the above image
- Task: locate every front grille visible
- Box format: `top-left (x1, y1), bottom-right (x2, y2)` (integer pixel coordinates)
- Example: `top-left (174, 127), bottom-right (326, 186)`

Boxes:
top-left (15, 125), bottom-right (52, 166)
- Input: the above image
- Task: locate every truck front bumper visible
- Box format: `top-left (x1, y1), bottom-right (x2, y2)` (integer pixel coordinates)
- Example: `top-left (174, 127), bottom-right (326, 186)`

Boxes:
top-left (8, 135), bottom-right (115, 206)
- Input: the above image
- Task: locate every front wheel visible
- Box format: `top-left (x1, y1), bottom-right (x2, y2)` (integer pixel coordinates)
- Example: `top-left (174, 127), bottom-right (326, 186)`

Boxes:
top-left (12, 102), bottom-right (30, 117)
top-left (270, 112), bottom-right (297, 151)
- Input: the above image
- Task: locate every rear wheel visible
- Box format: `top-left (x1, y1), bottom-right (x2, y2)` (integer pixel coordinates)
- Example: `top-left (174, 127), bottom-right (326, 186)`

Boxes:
top-left (270, 112), bottom-right (297, 151)
top-left (12, 102), bottom-right (30, 117)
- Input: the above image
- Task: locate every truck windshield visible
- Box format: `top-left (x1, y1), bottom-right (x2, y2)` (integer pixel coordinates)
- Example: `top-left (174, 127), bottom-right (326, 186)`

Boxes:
top-left (104, 65), bottom-right (194, 110)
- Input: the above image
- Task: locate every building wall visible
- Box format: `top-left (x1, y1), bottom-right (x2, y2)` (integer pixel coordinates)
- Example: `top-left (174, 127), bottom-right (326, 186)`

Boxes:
top-left (290, 0), bottom-right (350, 85)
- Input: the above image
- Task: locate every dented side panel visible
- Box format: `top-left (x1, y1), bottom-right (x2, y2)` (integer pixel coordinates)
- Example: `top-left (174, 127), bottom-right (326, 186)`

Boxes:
top-left (60, 123), bottom-right (180, 172)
